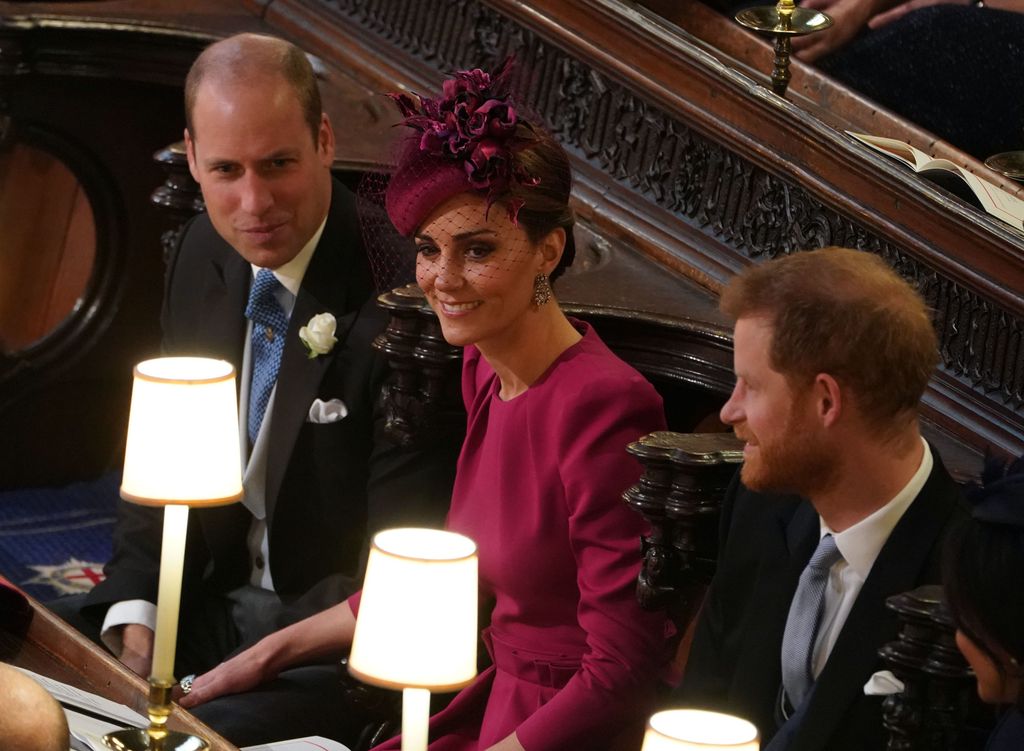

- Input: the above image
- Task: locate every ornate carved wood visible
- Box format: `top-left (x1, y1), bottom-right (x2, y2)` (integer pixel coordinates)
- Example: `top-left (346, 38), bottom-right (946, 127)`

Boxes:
top-left (251, 0), bottom-right (1024, 460)
top-left (623, 432), bottom-right (743, 624)
top-left (877, 585), bottom-right (977, 751)
top-left (373, 284), bottom-right (463, 447)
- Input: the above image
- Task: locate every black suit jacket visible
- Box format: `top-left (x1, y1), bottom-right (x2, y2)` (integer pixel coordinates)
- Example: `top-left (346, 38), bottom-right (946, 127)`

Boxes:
top-left (86, 179), bottom-right (458, 631)
top-left (678, 448), bottom-right (965, 751)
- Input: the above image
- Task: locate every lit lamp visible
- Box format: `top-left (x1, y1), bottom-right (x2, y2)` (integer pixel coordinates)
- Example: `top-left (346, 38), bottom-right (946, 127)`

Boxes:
top-left (642, 709), bottom-right (760, 750)
top-left (348, 528), bottom-right (479, 751)
top-left (104, 357), bottom-right (243, 751)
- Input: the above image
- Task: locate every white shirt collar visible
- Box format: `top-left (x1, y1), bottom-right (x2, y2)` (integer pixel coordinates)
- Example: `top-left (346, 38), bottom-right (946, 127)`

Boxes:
top-left (822, 437), bottom-right (933, 578)
top-left (249, 214), bottom-right (328, 298)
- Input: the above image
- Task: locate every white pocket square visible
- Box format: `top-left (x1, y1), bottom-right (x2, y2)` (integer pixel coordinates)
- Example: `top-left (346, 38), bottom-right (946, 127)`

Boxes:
top-left (307, 398), bottom-right (348, 424)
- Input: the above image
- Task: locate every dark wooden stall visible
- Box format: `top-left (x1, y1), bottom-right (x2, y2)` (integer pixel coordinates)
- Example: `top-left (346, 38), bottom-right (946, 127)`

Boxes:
top-left (1, 0), bottom-right (1021, 489)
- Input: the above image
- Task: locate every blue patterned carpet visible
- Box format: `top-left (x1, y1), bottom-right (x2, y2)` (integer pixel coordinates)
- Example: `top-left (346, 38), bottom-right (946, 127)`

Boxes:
top-left (0, 472), bottom-right (119, 600)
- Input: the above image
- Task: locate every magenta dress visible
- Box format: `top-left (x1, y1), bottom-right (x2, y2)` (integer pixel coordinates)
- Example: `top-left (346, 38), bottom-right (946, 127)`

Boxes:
top-left (367, 321), bottom-right (672, 751)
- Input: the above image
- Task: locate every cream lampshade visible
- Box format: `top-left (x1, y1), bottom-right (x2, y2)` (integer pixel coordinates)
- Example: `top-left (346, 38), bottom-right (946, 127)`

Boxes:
top-left (349, 528), bottom-right (479, 751)
top-left (105, 357), bottom-right (243, 751)
top-left (641, 709), bottom-right (760, 750)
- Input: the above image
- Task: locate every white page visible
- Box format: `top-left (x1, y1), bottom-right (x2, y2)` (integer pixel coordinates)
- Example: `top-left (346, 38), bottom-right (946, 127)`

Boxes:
top-left (12, 665), bottom-right (148, 727)
top-left (242, 737), bottom-right (352, 751)
top-left (65, 707), bottom-right (124, 751)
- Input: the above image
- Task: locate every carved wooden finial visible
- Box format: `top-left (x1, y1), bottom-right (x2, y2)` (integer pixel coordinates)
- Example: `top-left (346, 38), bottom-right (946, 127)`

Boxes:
top-left (877, 585), bottom-right (975, 751)
top-left (623, 431), bottom-right (742, 623)
top-left (372, 284), bottom-right (462, 447)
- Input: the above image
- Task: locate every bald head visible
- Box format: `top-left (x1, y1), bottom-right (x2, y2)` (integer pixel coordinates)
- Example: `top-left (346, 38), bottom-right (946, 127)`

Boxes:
top-left (0, 664), bottom-right (69, 751)
top-left (185, 33), bottom-right (322, 144)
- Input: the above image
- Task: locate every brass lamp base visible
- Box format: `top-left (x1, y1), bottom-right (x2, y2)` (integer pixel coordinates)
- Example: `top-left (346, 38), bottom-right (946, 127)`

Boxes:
top-left (735, 5), bottom-right (833, 96)
top-left (985, 151), bottom-right (1024, 181)
top-left (102, 679), bottom-right (209, 751)
top-left (102, 728), bottom-right (210, 751)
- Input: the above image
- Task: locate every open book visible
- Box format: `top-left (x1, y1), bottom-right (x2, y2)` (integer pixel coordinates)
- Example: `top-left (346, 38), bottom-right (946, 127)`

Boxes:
top-left (848, 131), bottom-right (1024, 231)
top-left (10, 665), bottom-right (352, 751)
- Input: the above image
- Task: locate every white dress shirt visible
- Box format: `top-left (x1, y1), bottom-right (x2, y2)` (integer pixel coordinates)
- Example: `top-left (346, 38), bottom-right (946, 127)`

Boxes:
top-left (810, 438), bottom-right (933, 678)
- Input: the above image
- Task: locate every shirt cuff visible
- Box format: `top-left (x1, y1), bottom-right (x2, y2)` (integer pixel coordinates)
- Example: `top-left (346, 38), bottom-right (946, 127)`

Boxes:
top-left (101, 600), bottom-right (157, 655)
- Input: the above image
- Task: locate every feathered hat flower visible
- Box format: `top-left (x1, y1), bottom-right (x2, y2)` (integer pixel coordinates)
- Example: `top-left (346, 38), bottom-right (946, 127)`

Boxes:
top-left (384, 57), bottom-right (539, 235)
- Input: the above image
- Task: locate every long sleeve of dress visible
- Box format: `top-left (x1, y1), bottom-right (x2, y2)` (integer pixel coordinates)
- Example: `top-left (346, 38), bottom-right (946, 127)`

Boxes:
top-left (514, 374), bottom-right (671, 751)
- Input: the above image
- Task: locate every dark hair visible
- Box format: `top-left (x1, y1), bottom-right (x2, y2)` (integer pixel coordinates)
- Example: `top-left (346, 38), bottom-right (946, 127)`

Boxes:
top-left (944, 500), bottom-right (1024, 709)
top-left (504, 125), bottom-right (576, 283)
top-left (184, 33), bottom-right (322, 144)
top-left (720, 247), bottom-right (938, 438)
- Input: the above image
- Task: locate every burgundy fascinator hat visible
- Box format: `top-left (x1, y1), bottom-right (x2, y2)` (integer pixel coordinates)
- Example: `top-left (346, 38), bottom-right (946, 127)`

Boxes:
top-left (384, 58), bottom-right (539, 237)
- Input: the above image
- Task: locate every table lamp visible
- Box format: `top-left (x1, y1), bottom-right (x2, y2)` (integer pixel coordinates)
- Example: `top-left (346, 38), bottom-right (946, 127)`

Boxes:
top-left (104, 357), bottom-right (243, 751)
top-left (642, 709), bottom-right (760, 750)
top-left (348, 528), bottom-right (478, 751)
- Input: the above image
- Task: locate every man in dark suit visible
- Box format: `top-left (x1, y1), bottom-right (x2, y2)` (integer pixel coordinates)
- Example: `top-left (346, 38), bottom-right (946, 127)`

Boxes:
top-left (70, 33), bottom-right (457, 745)
top-left (677, 247), bottom-right (965, 750)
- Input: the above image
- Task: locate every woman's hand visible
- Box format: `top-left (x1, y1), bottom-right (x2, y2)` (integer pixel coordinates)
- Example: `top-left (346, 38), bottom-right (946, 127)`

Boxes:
top-left (176, 600), bottom-right (356, 708)
top-left (177, 642), bottom-right (274, 709)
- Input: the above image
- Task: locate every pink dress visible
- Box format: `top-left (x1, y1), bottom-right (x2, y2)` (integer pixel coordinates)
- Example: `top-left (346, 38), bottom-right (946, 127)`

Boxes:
top-left (368, 322), bottom-right (672, 750)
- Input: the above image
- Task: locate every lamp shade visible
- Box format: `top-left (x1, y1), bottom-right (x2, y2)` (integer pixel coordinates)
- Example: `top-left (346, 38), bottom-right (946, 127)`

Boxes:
top-left (641, 710), bottom-right (760, 750)
top-left (120, 357), bottom-right (243, 506)
top-left (349, 528), bottom-right (478, 692)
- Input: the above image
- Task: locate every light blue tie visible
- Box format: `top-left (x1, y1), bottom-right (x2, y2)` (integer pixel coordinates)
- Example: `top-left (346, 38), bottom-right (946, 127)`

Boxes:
top-left (246, 268), bottom-right (288, 444)
top-left (780, 533), bottom-right (843, 710)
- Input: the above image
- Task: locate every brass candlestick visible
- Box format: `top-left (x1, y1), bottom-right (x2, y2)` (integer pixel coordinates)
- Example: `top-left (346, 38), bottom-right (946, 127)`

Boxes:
top-left (103, 680), bottom-right (208, 751)
top-left (736, 0), bottom-right (833, 97)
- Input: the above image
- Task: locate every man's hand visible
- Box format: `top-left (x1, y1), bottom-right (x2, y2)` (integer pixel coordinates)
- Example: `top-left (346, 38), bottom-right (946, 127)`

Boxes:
top-left (792, 0), bottom-right (886, 61)
top-left (118, 624), bottom-right (155, 678)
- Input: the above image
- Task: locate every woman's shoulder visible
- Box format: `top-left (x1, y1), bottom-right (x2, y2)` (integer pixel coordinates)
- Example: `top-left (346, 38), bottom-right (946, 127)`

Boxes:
top-left (538, 323), bottom-right (664, 431)
top-left (552, 322), bottom-right (660, 399)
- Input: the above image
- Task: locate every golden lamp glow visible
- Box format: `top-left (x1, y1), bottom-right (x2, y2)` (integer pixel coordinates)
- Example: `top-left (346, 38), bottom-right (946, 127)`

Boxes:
top-left (121, 357), bottom-right (243, 506)
top-left (104, 357), bottom-right (243, 751)
top-left (641, 709), bottom-right (760, 750)
top-left (349, 528), bottom-right (478, 751)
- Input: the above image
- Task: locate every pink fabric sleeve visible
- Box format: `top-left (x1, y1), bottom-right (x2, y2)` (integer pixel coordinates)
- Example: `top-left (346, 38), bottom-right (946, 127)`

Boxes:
top-left (516, 374), bottom-right (672, 751)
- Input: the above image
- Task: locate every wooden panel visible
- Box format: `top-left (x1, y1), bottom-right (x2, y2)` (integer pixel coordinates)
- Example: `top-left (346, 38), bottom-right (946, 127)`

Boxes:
top-left (0, 584), bottom-right (238, 750)
top-left (0, 144), bottom-right (85, 352)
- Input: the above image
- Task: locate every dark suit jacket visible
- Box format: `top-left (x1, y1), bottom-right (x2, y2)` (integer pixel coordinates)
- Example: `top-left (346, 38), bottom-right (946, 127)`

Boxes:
top-left (86, 179), bottom-right (458, 635)
top-left (678, 448), bottom-right (965, 751)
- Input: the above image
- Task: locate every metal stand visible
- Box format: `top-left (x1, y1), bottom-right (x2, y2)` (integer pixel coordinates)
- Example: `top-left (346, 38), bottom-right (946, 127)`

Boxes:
top-left (736, 0), bottom-right (833, 97)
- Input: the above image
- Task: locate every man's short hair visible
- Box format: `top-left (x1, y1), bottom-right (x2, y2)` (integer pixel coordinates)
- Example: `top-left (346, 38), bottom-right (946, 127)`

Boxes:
top-left (184, 33), bottom-right (322, 144)
top-left (720, 247), bottom-right (938, 429)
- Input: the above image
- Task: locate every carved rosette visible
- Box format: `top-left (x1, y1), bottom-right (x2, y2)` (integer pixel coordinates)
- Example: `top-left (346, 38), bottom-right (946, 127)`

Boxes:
top-left (373, 284), bottom-right (463, 447)
top-left (877, 585), bottom-right (974, 751)
top-left (623, 431), bottom-right (742, 623)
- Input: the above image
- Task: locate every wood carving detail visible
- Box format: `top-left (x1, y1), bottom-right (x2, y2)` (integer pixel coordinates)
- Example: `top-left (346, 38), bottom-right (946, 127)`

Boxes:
top-left (308, 1), bottom-right (1024, 415)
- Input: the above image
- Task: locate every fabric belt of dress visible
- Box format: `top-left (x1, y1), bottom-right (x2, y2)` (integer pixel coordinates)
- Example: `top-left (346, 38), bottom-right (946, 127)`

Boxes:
top-left (482, 627), bottom-right (580, 689)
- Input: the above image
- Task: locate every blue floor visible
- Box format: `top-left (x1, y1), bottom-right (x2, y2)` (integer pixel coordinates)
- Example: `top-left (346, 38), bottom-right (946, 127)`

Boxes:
top-left (0, 471), bottom-right (119, 600)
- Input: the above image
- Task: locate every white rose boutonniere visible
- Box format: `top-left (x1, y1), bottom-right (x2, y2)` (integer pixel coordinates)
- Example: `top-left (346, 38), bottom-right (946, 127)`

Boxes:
top-left (299, 312), bottom-right (337, 358)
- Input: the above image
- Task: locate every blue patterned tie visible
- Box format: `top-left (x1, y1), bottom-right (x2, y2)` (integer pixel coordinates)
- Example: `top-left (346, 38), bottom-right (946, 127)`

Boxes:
top-left (780, 533), bottom-right (843, 711)
top-left (246, 268), bottom-right (288, 444)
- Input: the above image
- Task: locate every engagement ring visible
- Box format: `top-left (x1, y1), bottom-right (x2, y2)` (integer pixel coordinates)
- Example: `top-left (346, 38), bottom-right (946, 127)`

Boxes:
top-left (180, 674), bottom-right (196, 695)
